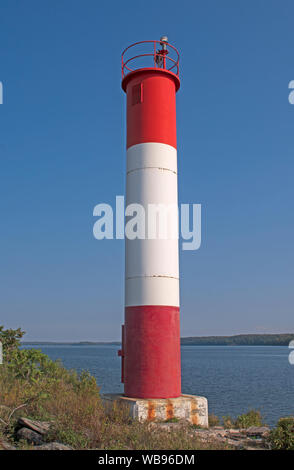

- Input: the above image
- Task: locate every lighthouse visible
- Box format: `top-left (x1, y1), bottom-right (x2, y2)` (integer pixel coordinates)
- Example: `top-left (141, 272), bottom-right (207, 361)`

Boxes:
top-left (121, 37), bottom-right (181, 399)
top-left (103, 38), bottom-right (208, 425)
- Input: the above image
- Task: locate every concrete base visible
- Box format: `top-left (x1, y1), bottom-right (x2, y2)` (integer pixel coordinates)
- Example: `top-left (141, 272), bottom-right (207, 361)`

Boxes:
top-left (102, 394), bottom-right (208, 428)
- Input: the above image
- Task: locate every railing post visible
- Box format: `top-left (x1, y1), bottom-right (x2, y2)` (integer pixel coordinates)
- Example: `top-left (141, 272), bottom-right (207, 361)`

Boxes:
top-left (121, 41), bottom-right (179, 78)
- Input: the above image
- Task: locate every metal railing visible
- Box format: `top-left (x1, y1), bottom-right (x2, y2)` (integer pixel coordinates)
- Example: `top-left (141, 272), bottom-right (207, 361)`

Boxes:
top-left (121, 40), bottom-right (180, 79)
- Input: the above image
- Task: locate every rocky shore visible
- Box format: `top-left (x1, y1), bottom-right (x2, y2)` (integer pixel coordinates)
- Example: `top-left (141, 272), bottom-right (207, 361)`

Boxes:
top-left (0, 416), bottom-right (271, 451)
top-left (150, 422), bottom-right (271, 450)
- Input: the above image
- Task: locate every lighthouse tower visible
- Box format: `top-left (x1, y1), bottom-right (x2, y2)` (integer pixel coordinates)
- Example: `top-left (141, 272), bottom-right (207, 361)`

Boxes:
top-left (103, 38), bottom-right (208, 425)
top-left (121, 37), bottom-right (181, 399)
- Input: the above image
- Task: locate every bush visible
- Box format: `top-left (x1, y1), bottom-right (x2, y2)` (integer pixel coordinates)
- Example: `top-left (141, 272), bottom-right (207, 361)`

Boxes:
top-left (221, 410), bottom-right (263, 429)
top-left (234, 410), bottom-right (263, 429)
top-left (0, 326), bottom-right (25, 361)
top-left (269, 417), bottom-right (294, 450)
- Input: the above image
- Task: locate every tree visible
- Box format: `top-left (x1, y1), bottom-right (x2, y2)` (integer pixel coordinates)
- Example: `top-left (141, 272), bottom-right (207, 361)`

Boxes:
top-left (0, 326), bottom-right (25, 361)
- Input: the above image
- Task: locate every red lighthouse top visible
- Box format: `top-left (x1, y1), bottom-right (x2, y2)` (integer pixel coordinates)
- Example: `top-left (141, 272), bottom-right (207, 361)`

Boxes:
top-left (121, 38), bottom-right (180, 92)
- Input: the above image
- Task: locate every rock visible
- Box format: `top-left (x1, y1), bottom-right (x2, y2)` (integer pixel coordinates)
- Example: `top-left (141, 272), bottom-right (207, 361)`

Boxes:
top-left (243, 437), bottom-right (266, 449)
top-left (226, 438), bottom-right (246, 449)
top-left (190, 426), bottom-right (270, 450)
top-left (213, 429), bottom-right (229, 437)
top-left (245, 426), bottom-right (270, 437)
top-left (227, 428), bottom-right (244, 434)
top-left (17, 427), bottom-right (44, 445)
top-left (227, 431), bottom-right (244, 440)
top-left (18, 417), bottom-right (52, 435)
top-left (34, 442), bottom-right (72, 450)
top-left (143, 422), bottom-right (269, 450)
top-left (195, 428), bottom-right (227, 439)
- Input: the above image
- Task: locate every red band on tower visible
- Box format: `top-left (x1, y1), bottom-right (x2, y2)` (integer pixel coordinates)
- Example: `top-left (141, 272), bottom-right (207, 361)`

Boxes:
top-left (124, 306), bottom-right (181, 398)
top-left (123, 68), bottom-right (180, 149)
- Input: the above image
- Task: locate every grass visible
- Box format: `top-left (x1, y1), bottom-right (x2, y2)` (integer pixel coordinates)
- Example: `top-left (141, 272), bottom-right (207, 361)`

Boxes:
top-left (0, 348), bottom-right (229, 450)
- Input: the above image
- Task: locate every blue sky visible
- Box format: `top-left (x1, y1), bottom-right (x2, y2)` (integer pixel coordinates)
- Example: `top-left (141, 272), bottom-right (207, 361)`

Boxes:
top-left (0, 0), bottom-right (293, 341)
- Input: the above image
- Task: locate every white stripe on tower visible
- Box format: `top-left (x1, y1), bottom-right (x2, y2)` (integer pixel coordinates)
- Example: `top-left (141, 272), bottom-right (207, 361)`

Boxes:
top-left (125, 142), bottom-right (179, 307)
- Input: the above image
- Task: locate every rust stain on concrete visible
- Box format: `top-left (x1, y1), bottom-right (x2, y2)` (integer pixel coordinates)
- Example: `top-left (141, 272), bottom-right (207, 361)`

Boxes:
top-left (190, 399), bottom-right (199, 425)
top-left (166, 400), bottom-right (174, 420)
top-left (147, 401), bottom-right (156, 421)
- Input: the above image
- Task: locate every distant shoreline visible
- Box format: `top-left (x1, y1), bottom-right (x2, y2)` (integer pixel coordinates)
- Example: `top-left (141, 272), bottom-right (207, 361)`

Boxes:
top-left (22, 333), bottom-right (294, 347)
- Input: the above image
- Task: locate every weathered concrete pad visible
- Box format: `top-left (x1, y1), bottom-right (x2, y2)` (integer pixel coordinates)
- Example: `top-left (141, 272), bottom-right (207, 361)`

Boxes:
top-left (102, 394), bottom-right (208, 427)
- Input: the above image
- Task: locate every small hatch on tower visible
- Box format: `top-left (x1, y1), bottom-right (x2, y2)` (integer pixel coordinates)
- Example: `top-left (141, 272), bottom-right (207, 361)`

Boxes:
top-left (132, 83), bottom-right (143, 105)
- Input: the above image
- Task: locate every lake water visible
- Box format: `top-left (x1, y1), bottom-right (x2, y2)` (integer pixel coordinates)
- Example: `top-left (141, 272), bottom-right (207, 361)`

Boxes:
top-left (22, 344), bottom-right (294, 426)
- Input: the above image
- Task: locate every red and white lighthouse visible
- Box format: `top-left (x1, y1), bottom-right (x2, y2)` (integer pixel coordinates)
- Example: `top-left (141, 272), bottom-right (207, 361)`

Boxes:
top-left (120, 38), bottom-right (181, 399)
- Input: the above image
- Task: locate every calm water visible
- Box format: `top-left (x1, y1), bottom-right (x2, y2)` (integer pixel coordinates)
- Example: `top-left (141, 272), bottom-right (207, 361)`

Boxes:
top-left (22, 345), bottom-right (294, 426)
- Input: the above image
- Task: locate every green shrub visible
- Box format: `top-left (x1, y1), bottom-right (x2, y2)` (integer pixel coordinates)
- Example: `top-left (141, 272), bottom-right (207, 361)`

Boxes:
top-left (234, 410), bottom-right (263, 429)
top-left (7, 348), bottom-right (62, 383)
top-left (0, 326), bottom-right (25, 361)
top-left (269, 417), bottom-right (294, 450)
top-left (221, 410), bottom-right (263, 429)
